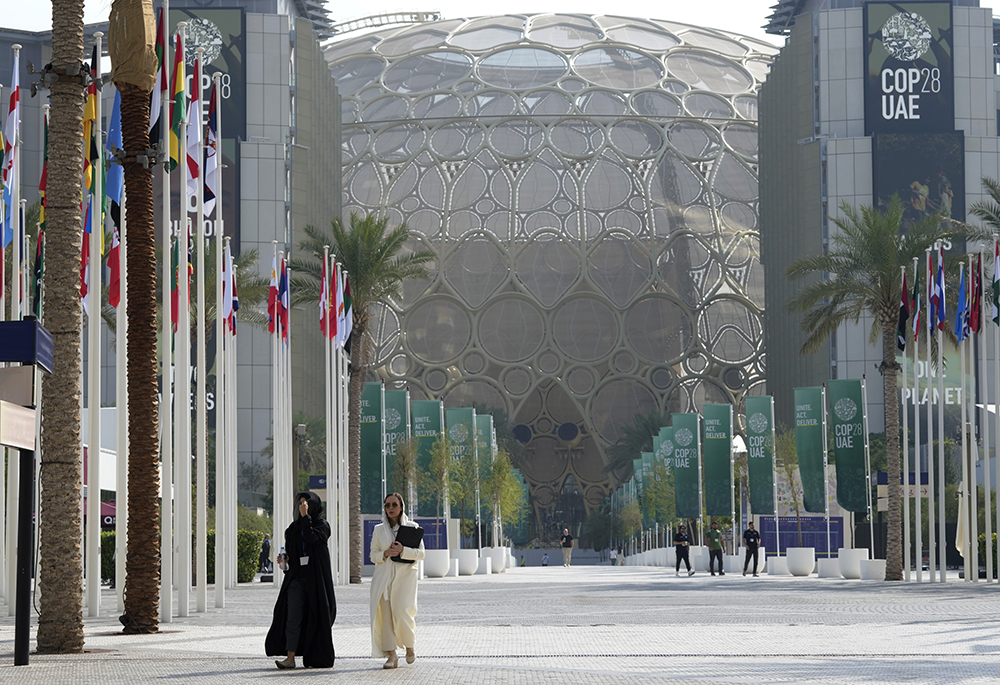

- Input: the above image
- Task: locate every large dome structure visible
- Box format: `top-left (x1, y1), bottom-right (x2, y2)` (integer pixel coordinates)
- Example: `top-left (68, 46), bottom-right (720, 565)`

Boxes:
top-left (327, 14), bottom-right (776, 533)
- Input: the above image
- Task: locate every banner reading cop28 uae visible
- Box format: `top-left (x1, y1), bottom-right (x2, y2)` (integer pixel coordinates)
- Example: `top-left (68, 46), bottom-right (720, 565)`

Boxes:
top-left (655, 426), bottom-right (674, 470)
top-left (446, 407), bottom-right (477, 517)
top-left (383, 390), bottom-right (410, 496)
top-left (827, 379), bottom-right (869, 513)
top-left (702, 404), bottom-right (732, 516)
top-left (794, 387), bottom-right (827, 513)
top-left (744, 396), bottom-right (774, 515)
top-left (671, 413), bottom-right (701, 519)
top-left (360, 382), bottom-right (385, 515)
top-left (864, 1), bottom-right (954, 134)
top-left (410, 400), bottom-right (443, 516)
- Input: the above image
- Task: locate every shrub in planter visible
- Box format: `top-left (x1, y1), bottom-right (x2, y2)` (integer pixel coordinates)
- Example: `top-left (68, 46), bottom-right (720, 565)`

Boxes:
top-left (101, 530), bottom-right (116, 583)
top-left (978, 532), bottom-right (998, 579)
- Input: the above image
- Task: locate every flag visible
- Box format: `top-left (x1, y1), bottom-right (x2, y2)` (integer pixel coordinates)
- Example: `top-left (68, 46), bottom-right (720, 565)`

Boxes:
top-left (912, 262), bottom-right (921, 342)
top-left (342, 273), bottom-right (353, 347)
top-left (230, 255), bottom-right (240, 334)
top-left (970, 254), bottom-right (982, 334)
top-left (185, 58), bottom-right (202, 202)
top-left (31, 224), bottom-right (43, 318)
top-left (954, 265), bottom-right (966, 342)
top-left (933, 246), bottom-right (946, 331)
top-left (222, 241), bottom-right (233, 322)
top-left (81, 197), bottom-right (91, 314)
top-left (897, 272), bottom-right (909, 351)
top-left (171, 237), bottom-right (179, 332)
top-left (3, 47), bottom-right (19, 246)
top-left (204, 81), bottom-right (218, 217)
top-left (268, 248), bottom-right (278, 333)
top-left (993, 240), bottom-right (1000, 325)
top-left (149, 7), bottom-right (166, 145)
top-left (333, 262), bottom-right (344, 344)
top-left (319, 255), bottom-right (328, 337)
top-left (107, 91), bottom-right (123, 308)
top-left (169, 32), bottom-right (185, 171)
top-left (278, 258), bottom-right (289, 341)
top-left (83, 45), bottom-right (99, 196)
top-left (328, 261), bottom-right (337, 341)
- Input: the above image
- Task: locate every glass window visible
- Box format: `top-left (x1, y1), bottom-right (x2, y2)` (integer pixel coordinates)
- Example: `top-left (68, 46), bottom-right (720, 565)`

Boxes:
top-left (479, 48), bottom-right (569, 89)
top-left (573, 47), bottom-right (664, 89)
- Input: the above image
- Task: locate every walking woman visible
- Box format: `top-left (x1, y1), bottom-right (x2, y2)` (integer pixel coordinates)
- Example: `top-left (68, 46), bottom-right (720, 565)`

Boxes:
top-left (265, 491), bottom-right (336, 669)
top-left (370, 492), bottom-right (425, 669)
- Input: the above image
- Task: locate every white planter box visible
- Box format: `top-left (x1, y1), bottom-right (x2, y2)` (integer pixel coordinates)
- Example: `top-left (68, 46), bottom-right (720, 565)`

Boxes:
top-left (423, 549), bottom-right (450, 578)
top-left (838, 548), bottom-right (869, 580)
top-left (859, 559), bottom-right (886, 580)
top-left (816, 558), bottom-right (840, 578)
top-left (767, 556), bottom-right (789, 576)
top-left (457, 549), bottom-right (479, 576)
top-left (689, 546), bottom-right (708, 572)
top-left (476, 555), bottom-right (492, 575)
top-left (489, 546), bottom-right (506, 573)
top-left (786, 547), bottom-right (816, 577)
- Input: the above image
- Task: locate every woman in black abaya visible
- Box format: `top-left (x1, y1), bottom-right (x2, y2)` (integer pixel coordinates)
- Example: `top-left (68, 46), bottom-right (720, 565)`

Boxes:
top-left (265, 491), bottom-right (336, 669)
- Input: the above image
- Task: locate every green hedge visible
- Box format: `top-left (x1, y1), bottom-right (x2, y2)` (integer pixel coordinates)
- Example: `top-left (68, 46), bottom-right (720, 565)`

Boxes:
top-left (101, 529), bottom-right (265, 585)
top-left (978, 532), bottom-right (998, 578)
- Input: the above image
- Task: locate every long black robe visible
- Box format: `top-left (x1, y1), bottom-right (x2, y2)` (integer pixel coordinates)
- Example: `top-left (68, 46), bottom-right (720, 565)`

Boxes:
top-left (264, 491), bottom-right (336, 667)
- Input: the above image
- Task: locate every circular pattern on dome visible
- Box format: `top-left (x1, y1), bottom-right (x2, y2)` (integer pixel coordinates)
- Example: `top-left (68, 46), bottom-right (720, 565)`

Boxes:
top-left (550, 119), bottom-right (604, 156)
top-left (553, 298), bottom-right (618, 361)
top-left (591, 380), bottom-right (657, 443)
top-left (503, 367), bottom-right (532, 395)
top-left (426, 368), bottom-right (448, 391)
top-left (406, 300), bottom-right (471, 363)
top-left (610, 121), bottom-right (663, 158)
top-left (479, 48), bottom-right (568, 88)
top-left (463, 352), bottom-right (485, 374)
top-left (567, 366), bottom-right (595, 395)
top-left (613, 351), bottom-right (636, 373)
top-left (573, 48), bottom-right (664, 89)
top-left (651, 366), bottom-right (673, 389)
top-left (479, 299), bottom-right (545, 362)
top-left (384, 51), bottom-right (473, 93)
top-left (537, 351), bottom-right (561, 374)
top-left (329, 57), bottom-right (385, 94)
top-left (683, 92), bottom-right (734, 119)
top-left (631, 91), bottom-right (682, 117)
top-left (627, 296), bottom-right (692, 363)
top-left (667, 51), bottom-right (752, 94)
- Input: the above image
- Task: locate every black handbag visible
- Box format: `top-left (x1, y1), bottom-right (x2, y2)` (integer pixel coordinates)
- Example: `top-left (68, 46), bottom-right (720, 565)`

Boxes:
top-left (391, 525), bottom-right (424, 564)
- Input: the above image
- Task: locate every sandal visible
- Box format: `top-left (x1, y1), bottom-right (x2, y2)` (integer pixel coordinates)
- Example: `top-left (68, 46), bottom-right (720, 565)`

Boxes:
top-left (405, 648), bottom-right (415, 664)
top-left (383, 652), bottom-right (399, 669)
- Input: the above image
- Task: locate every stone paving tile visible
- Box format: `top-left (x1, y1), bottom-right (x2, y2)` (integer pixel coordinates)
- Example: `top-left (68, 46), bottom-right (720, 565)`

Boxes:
top-left (0, 565), bottom-right (998, 683)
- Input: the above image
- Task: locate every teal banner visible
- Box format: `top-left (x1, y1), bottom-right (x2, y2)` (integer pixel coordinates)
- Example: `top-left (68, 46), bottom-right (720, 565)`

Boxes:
top-left (827, 379), bottom-right (869, 513)
top-left (671, 413), bottom-right (701, 519)
top-left (410, 399), bottom-right (443, 516)
top-left (641, 451), bottom-right (653, 525)
top-left (446, 407), bottom-right (477, 519)
top-left (744, 395), bottom-right (775, 515)
top-left (360, 382), bottom-right (385, 515)
top-left (702, 404), bottom-right (732, 516)
top-left (384, 390), bottom-right (410, 497)
top-left (656, 427), bottom-right (674, 470)
top-left (794, 386), bottom-right (827, 513)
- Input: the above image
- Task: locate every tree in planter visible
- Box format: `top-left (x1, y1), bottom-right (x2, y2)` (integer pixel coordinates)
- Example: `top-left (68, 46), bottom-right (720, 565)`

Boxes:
top-left (288, 215), bottom-right (434, 583)
top-left (619, 500), bottom-right (643, 548)
top-left (775, 424), bottom-right (804, 547)
top-left (481, 447), bottom-right (527, 547)
top-left (447, 437), bottom-right (479, 548)
top-left (418, 434), bottom-right (452, 521)
top-left (392, 436), bottom-right (419, 516)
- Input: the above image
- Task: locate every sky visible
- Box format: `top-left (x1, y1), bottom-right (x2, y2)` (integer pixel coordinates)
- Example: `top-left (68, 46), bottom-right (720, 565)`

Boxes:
top-left (7, 0), bottom-right (784, 45)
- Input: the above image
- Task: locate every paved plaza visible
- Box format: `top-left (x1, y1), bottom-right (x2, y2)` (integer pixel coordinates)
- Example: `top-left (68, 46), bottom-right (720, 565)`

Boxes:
top-left (0, 564), bottom-right (998, 683)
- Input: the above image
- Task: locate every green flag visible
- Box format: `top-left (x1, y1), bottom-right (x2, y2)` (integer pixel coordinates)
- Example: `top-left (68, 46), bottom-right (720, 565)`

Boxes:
top-left (827, 379), bottom-right (869, 513)
top-left (794, 387), bottom-right (827, 513)
top-left (702, 404), bottom-right (732, 516)
top-left (360, 382), bottom-right (386, 514)
top-left (384, 390), bottom-right (410, 496)
top-left (745, 396), bottom-right (775, 515)
top-left (410, 399), bottom-right (444, 516)
top-left (671, 413), bottom-right (701, 518)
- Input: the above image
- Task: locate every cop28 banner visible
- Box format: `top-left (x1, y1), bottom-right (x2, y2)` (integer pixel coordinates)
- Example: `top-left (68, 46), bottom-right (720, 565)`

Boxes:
top-left (383, 390), bottom-right (410, 497)
top-left (827, 379), bottom-right (870, 513)
top-left (360, 382), bottom-right (385, 515)
top-left (864, 2), bottom-right (954, 134)
top-left (794, 387), bottom-right (827, 513)
top-left (744, 396), bottom-right (775, 516)
top-left (671, 414), bottom-right (701, 519)
top-left (410, 399), bottom-right (443, 516)
top-left (702, 404), bottom-right (732, 516)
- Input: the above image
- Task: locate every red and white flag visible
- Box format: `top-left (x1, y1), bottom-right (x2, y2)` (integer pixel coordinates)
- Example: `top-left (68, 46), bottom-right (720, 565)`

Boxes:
top-left (109, 222), bottom-right (121, 308)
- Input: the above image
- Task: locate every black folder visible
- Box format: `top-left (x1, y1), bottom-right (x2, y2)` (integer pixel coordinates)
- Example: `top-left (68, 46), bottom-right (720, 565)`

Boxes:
top-left (391, 525), bottom-right (424, 563)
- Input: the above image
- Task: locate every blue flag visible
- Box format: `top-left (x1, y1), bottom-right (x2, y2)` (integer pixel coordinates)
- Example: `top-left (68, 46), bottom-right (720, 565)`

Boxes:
top-left (954, 266), bottom-right (966, 342)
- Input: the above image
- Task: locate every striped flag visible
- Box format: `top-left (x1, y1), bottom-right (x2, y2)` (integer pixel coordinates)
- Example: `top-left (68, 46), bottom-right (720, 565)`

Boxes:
top-left (897, 273), bottom-right (909, 351)
top-left (970, 254), bottom-right (981, 334)
top-left (80, 197), bottom-right (91, 314)
top-left (993, 240), bottom-right (999, 325)
top-left (185, 57), bottom-right (201, 201)
top-left (953, 265), bottom-right (966, 342)
top-left (149, 7), bottom-right (166, 145)
top-left (222, 241), bottom-right (233, 323)
top-left (933, 246), bottom-right (946, 330)
top-left (278, 258), bottom-right (289, 341)
top-left (319, 254), bottom-right (328, 337)
top-left (268, 248), bottom-right (278, 333)
top-left (342, 273), bottom-right (353, 348)
top-left (2, 46), bottom-right (19, 246)
top-left (203, 81), bottom-right (218, 217)
top-left (107, 91), bottom-right (123, 308)
top-left (169, 32), bottom-right (185, 171)
top-left (912, 262), bottom-right (921, 342)
top-left (33, 109), bottom-right (47, 318)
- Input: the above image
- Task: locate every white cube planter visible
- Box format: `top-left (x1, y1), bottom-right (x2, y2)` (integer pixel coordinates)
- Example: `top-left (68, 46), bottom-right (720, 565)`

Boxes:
top-left (724, 554), bottom-right (742, 574)
top-left (476, 555), bottom-right (492, 575)
top-left (423, 549), bottom-right (450, 578)
top-left (786, 547), bottom-right (816, 576)
top-left (767, 556), bottom-right (789, 576)
top-left (816, 558), bottom-right (840, 578)
top-left (838, 548), bottom-right (869, 579)
top-left (859, 559), bottom-right (886, 580)
top-left (457, 549), bottom-right (479, 576)
top-left (489, 547), bottom-right (506, 573)
top-left (689, 546), bottom-right (708, 572)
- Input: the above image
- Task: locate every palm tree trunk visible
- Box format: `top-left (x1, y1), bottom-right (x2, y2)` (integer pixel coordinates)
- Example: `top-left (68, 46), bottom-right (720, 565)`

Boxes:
top-left (119, 81), bottom-right (159, 632)
top-left (36, 0), bottom-right (86, 654)
top-left (348, 315), bottom-right (368, 583)
top-left (882, 322), bottom-right (903, 581)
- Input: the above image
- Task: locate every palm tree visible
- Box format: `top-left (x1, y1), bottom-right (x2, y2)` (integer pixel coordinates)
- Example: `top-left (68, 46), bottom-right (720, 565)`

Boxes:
top-left (603, 410), bottom-right (672, 477)
top-left (290, 214), bottom-right (434, 583)
top-left (785, 196), bottom-right (982, 581)
top-left (108, 0), bottom-right (159, 633)
top-left (36, 0), bottom-right (87, 653)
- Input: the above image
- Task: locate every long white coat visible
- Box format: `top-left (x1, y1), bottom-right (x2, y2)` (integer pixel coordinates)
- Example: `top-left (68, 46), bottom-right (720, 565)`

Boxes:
top-left (369, 512), bottom-right (426, 657)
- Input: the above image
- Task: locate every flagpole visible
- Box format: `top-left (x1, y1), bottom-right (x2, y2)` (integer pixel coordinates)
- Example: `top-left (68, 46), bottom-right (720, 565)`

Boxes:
top-left (937, 245), bottom-right (947, 582)
top-left (339, 264), bottom-right (350, 583)
top-left (821, 384), bottom-right (831, 560)
top-left (115, 187), bottom-right (128, 611)
top-left (0, 78), bottom-right (6, 605)
top-left (213, 72), bottom-right (225, 609)
top-left (979, 250), bottom-right (992, 584)
top-left (271, 241), bottom-right (282, 588)
top-left (967, 254), bottom-right (979, 581)
top-left (994, 239), bottom-right (1000, 586)
top-left (84, 31), bottom-right (104, 619)
top-left (5, 46), bottom-right (21, 613)
top-left (901, 265), bottom-right (911, 582)
top-left (227, 274), bottom-right (238, 589)
top-left (10, 45), bottom-right (21, 321)
top-left (192, 47), bottom-right (208, 614)
top-left (861, 375), bottom-right (874, 559)
top-left (913, 256), bottom-right (923, 583)
top-left (159, 0), bottom-right (174, 623)
top-left (958, 262), bottom-right (970, 582)
top-left (926, 247), bottom-right (937, 583)
top-left (175, 20), bottom-right (191, 616)
top-left (323, 247), bottom-right (335, 579)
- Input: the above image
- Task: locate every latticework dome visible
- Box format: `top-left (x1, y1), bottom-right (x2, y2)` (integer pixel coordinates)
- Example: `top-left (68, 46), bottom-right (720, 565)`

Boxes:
top-left (327, 14), bottom-right (775, 526)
